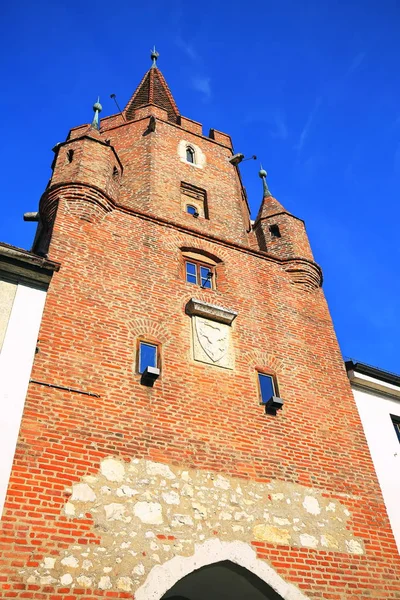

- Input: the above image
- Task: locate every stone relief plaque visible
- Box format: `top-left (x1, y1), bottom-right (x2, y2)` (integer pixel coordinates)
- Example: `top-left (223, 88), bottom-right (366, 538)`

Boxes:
top-left (192, 316), bottom-right (234, 369)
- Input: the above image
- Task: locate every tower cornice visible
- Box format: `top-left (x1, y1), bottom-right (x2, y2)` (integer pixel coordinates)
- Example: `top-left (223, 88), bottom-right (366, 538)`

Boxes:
top-left (39, 181), bottom-right (322, 288)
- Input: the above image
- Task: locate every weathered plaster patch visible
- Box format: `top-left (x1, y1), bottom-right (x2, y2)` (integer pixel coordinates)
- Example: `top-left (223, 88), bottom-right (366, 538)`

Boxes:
top-left (100, 457), bottom-right (125, 482)
top-left (71, 483), bottom-right (96, 503)
top-left (302, 495), bottom-right (320, 515)
top-left (26, 457), bottom-right (364, 591)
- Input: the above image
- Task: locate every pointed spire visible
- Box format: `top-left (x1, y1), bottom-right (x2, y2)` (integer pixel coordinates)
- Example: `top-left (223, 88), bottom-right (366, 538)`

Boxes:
top-left (255, 165), bottom-right (289, 222)
top-left (150, 46), bottom-right (159, 68)
top-left (259, 165), bottom-right (271, 198)
top-left (91, 97), bottom-right (102, 130)
top-left (124, 50), bottom-right (180, 123)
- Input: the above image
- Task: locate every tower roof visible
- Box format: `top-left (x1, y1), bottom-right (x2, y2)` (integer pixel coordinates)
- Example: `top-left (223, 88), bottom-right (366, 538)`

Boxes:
top-left (255, 168), bottom-right (290, 222)
top-left (124, 54), bottom-right (180, 123)
top-left (255, 194), bottom-right (290, 221)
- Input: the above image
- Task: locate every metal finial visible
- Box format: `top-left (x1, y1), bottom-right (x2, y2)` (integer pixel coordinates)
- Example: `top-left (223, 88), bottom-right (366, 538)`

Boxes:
top-left (259, 164), bottom-right (271, 197)
top-left (91, 96), bottom-right (102, 130)
top-left (150, 46), bottom-right (159, 68)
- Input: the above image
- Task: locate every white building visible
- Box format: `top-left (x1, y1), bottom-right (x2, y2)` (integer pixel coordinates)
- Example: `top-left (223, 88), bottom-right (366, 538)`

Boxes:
top-left (0, 242), bottom-right (59, 516)
top-left (346, 360), bottom-right (400, 553)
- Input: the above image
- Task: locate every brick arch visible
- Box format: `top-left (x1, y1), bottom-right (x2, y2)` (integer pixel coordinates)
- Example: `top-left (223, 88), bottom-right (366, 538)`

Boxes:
top-left (134, 539), bottom-right (310, 600)
top-left (242, 350), bottom-right (287, 376)
top-left (162, 230), bottom-right (232, 264)
top-left (180, 246), bottom-right (222, 264)
top-left (125, 317), bottom-right (172, 346)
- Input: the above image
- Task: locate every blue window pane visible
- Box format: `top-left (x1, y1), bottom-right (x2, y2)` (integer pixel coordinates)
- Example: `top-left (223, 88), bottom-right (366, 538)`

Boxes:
top-left (258, 373), bottom-right (275, 404)
top-left (186, 205), bottom-right (197, 215)
top-left (139, 342), bottom-right (157, 374)
top-left (200, 266), bottom-right (212, 288)
top-left (186, 262), bottom-right (197, 284)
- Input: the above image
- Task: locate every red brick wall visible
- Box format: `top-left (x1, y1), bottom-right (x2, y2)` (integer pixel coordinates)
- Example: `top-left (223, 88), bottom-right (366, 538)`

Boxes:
top-left (1, 102), bottom-right (399, 599)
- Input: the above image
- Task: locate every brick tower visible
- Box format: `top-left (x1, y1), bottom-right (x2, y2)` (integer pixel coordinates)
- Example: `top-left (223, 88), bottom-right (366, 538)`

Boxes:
top-left (1, 52), bottom-right (399, 599)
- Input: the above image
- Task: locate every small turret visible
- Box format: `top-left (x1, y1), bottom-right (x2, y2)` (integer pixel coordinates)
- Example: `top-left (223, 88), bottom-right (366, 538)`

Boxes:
top-left (253, 168), bottom-right (314, 262)
top-left (35, 98), bottom-right (122, 255)
top-left (253, 168), bottom-right (322, 289)
top-left (47, 97), bottom-right (122, 199)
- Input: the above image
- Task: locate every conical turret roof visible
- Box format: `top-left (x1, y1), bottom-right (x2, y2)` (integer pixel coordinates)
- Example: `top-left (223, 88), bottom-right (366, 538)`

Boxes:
top-left (255, 194), bottom-right (290, 221)
top-left (255, 169), bottom-right (290, 222)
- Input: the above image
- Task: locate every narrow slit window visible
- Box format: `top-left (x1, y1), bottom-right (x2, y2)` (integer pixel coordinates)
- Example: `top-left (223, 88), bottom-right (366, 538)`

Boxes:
top-left (391, 416), bottom-right (400, 443)
top-left (66, 149), bottom-right (74, 163)
top-left (258, 373), bottom-right (276, 404)
top-left (113, 166), bottom-right (119, 179)
top-left (138, 342), bottom-right (157, 374)
top-left (269, 224), bottom-right (281, 238)
top-left (186, 147), bottom-right (195, 163)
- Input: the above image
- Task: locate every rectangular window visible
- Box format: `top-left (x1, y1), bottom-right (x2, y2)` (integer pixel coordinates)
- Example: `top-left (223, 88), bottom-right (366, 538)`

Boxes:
top-left (185, 260), bottom-right (213, 288)
top-left (139, 342), bottom-right (157, 374)
top-left (258, 373), bottom-right (276, 404)
top-left (391, 416), bottom-right (400, 443)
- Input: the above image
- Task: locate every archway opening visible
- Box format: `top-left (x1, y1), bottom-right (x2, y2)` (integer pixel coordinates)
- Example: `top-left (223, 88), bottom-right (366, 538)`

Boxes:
top-left (160, 560), bottom-right (284, 600)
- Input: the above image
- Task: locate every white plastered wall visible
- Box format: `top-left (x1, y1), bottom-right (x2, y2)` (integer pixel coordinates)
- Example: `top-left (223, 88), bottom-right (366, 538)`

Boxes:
top-left (352, 383), bottom-right (400, 553)
top-left (0, 282), bottom-right (47, 517)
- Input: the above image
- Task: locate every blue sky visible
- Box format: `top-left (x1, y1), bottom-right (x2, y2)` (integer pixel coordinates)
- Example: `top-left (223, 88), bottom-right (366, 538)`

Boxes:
top-left (1, 0), bottom-right (399, 372)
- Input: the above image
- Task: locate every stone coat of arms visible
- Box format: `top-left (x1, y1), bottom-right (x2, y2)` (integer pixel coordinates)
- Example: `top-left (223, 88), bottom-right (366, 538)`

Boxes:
top-left (195, 318), bottom-right (228, 363)
top-left (192, 316), bottom-right (233, 369)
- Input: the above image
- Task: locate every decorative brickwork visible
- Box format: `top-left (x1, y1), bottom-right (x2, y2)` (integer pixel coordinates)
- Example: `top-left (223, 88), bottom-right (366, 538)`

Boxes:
top-left (1, 59), bottom-right (399, 600)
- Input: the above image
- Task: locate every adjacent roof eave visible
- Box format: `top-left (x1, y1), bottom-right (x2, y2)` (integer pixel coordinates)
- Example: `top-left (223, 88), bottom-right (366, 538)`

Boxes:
top-left (345, 359), bottom-right (400, 392)
top-left (0, 242), bottom-right (60, 286)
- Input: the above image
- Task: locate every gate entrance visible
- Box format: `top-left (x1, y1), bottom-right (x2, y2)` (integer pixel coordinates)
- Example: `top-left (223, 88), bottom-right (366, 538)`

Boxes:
top-left (161, 560), bottom-right (284, 600)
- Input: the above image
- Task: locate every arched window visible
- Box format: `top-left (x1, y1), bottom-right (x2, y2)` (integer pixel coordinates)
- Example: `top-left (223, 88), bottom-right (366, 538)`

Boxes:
top-left (186, 205), bottom-right (199, 217)
top-left (186, 146), bottom-right (195, 163)
top-left (182, 250), bottom-right (219, 290)
top-left (112, 166), bottom-right (119, 180)
top-left (66, 149), bottom-right (74, 164)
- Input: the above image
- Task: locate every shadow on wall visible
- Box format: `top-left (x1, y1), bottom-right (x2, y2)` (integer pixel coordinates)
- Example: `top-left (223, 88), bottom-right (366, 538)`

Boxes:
top-left (161, 560), bottom-right (284, 600)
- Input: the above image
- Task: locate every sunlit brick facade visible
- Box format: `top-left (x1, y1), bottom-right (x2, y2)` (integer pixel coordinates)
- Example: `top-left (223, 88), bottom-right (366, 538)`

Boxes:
top-left (1, 56), bottom-right (399, 599)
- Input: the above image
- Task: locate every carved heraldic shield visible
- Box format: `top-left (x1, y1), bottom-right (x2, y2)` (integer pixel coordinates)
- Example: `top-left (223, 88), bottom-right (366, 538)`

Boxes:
top-left (195, 318), bottom-right (228, 363)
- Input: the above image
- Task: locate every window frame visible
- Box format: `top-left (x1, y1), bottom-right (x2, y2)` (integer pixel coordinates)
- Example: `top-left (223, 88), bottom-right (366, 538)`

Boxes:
top-left (137, 339), bottom-right (160, 375)
top-left (391, 415), bottom-right (400, 443)
top-left (186, 204), bottom-right (199, 217)
top-left (180, 182), bottom-right (208, 219)
top-left (185, 259), bottom-right (214, 289)
top-left (186, 146), bottom-right (195, 164)
top-left (256, 371), bottom-right (279, 405)
top-left (269, 224), bottom-right (281, 238)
